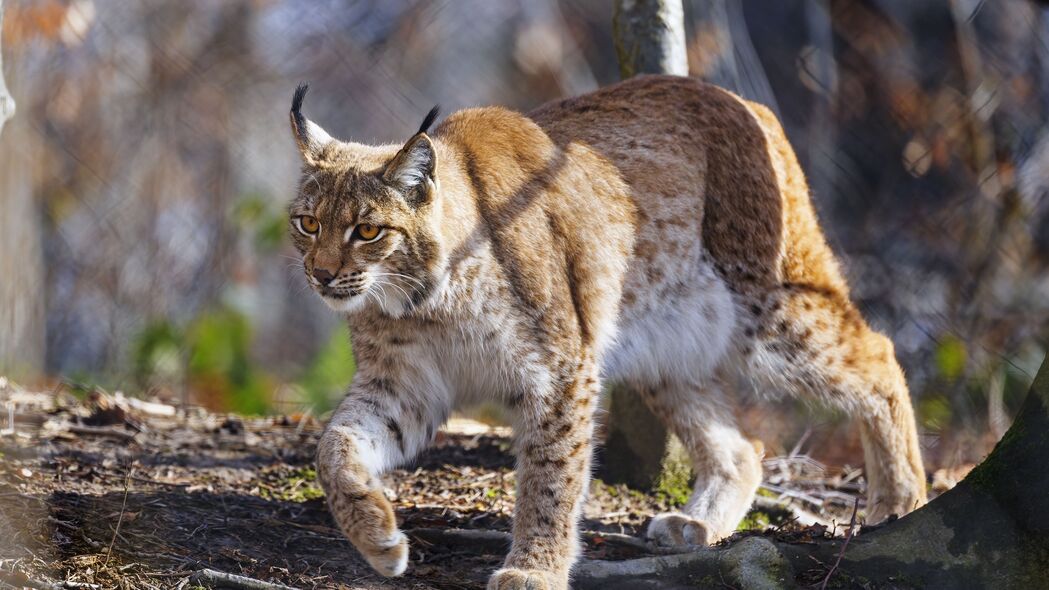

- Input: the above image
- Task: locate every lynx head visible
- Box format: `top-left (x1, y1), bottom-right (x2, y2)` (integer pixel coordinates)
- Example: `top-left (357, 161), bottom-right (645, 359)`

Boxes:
top-left (288, 84), bottom-right (445, 317)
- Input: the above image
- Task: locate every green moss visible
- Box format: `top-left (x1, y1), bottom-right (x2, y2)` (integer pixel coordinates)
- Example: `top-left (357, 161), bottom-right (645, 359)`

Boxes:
top-left (737, 510), bottom-right (772, 532)
top-left (694, 575), bottom-right (721, 587)
top-left (259, 466), bottom-right (324, 502)
top-left (964, 398), bottom-right (1030, 494)
top-left (653, 458), bottom-right (693, 507)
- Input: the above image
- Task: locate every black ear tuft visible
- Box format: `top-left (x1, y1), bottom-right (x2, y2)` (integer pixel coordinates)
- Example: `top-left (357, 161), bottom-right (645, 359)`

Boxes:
top-left (417, 105), bottom-right (440, 135)
top-left (291, 83), bottom-right (309, 129)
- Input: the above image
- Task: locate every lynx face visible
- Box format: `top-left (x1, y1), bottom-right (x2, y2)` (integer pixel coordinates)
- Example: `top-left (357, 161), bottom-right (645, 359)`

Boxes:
top-left (287, 86), bottom-right (444, 316)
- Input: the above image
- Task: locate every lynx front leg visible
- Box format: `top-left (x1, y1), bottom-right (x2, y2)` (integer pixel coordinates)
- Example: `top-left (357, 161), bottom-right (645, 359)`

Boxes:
top-left (317, 374), bottom-right (447, 577)
top-left (489, 360), bottom-right (600, 590)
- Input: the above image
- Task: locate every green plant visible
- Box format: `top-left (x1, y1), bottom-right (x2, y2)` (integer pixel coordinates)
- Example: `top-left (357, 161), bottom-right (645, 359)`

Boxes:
top-left (187, 307), bottom-right (271, 415)
top-left (296, 326), bottom-right (355, 413)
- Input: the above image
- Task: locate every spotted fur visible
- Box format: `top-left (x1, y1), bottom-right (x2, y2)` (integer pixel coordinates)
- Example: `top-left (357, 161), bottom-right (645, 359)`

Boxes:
top-left (288, 75), bottom-right (926, 589)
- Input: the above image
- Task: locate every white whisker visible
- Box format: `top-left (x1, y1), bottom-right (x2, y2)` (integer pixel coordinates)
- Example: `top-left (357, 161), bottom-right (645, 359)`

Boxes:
top-left (373, 279), bottom-right (411, 303)
top-left (365, 286), bottom-right (384, 310)
top-left (371, 271), bottom-right (425, 287)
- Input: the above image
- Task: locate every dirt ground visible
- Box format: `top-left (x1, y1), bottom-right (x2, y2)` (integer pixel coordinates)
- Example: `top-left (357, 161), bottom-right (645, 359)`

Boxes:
top-left (0, 384), bottom-right (893, 589)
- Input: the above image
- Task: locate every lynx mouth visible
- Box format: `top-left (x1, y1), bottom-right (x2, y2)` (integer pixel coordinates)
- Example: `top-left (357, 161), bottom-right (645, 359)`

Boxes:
top-left (319, 287), bottom-right (363, 300)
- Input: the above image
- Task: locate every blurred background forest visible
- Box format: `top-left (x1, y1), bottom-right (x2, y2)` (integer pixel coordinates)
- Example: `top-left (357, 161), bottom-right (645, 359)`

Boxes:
top-left (1, 0), bottom-right (1048, 470)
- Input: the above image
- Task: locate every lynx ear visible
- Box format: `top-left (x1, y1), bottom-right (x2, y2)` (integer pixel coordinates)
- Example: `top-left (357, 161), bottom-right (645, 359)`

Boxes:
top-left (383, 133), bottom-right (436, 189)
top-left (383, 106), bottom-right (440, 198)
top-left (289, 83), bottom-right (333, 165)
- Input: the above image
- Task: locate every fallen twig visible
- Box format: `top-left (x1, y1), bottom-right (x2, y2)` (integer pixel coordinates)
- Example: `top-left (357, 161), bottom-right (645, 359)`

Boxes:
top-left (67, 425), bottom-right (137, 441)
top-left (0, 570), bottom-right (101, 590)
top-left (818, 498), bottom-right (859, 590)
top-left (187, 568), bottom-right (297, 590)
top-left (113, 392), bottom-right (176, 417)
top-left (103, 464), bottom-right (133, 567)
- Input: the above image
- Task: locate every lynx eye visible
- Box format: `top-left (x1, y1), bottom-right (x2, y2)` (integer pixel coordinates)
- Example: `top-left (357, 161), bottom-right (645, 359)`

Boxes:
top-left (355, 223), bottom-right (381, 241)
top-left (297, 215), bottom-right (320, 235)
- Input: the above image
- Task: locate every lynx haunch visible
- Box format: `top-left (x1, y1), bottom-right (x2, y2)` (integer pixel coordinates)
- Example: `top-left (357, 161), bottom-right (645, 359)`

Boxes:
top-left (286, 75), bottom-right (926, 590)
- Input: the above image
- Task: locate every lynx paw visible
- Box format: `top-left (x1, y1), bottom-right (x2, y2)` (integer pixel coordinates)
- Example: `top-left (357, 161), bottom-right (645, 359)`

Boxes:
top-left (865, 481), bottom-right (926, 524)
top-left (646, 512), bottom-right (713, 547)
top-left (324, 479), bottom-right (409, 576)
top-left (358, 529), bottom-right (409, 577)
top-left (487, 568), bottom-right (554, 590)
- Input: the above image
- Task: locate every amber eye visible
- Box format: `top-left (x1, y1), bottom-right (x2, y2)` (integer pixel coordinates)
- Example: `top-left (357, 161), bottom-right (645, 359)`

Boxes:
top-left (298, 215), bottom-right (320, 235)
top-left (355, 223), bottom-right (381, 241)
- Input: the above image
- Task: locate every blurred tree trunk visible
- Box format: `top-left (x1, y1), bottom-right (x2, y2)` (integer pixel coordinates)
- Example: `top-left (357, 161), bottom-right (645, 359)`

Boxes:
top-left (600, 0), bottom-right (691, 490)
top-left (612, 0), bottom-right (688, 78)
top-left (0, 0), bottom-right (44, 379)
top-left (0, 0), bottom-right (13, 133)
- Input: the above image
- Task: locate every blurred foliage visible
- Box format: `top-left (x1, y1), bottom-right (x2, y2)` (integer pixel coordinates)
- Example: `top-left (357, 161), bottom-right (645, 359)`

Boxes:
top-left (187, 307), bottom-right (272, 416)
top-left (132, 321), bottom-right (182, 385)
top-left (233, 193), bottom-right (288, 254)
top-left (132, 308), bottom-right (354, 415)
top-left (920, 395), bottom-right (953, 431)
top-left (935, 336), bottom-right (968, 382)
top-left (297, 325), bottom-right (356, 413)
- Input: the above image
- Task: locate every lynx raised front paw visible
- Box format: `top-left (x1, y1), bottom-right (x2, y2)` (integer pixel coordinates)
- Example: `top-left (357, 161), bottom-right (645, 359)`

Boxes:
top-left (487, 568), bottom-right (556, 590)
top-left (646, 512), bottom-right (713, 547)
top-left (357, 529), bottom-right (409, 577)
top-left (322, 474), bottom-right (409, 577)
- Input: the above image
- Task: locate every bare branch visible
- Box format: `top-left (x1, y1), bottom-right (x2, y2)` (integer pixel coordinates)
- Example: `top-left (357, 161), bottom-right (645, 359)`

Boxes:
top-left (187, 569), bottom-right (297, 590)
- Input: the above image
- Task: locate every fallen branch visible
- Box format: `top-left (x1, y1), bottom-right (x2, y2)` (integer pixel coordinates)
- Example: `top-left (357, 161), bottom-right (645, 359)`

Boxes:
top-left (573, 535), bottom-right (794, 589)
top-left (405, 527), bottom-right (696, 559)
top-left (67, 425), bottom-right (137, 441)
top-left (581, 531), bottom-right (693, 556)
top-left (406, 527), bottom-right (511, 553)
top-left (114, 392), bottom-right (176, 417)
top-left (187, 569), bottom-right (297, 590)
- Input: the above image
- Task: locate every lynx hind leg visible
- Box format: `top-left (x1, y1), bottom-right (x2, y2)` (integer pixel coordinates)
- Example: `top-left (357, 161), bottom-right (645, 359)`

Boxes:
top-left (639, 380), bottom-right (763, 546)
top-left (748, 286), bottom-right (927, 522)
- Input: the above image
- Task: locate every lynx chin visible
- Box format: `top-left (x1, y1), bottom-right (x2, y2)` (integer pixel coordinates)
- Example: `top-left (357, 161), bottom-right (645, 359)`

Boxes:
top-left (286, 76), bottom-right (926, 590)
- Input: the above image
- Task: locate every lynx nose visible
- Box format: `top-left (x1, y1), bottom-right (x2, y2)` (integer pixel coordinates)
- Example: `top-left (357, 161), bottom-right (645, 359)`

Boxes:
top-left (311, 267), bottom-right (336, 285)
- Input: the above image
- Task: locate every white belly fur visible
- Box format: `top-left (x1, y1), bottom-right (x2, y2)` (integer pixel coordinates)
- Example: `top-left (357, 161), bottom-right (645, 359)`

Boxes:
top-left (603, 263), bottom-right (736, 388)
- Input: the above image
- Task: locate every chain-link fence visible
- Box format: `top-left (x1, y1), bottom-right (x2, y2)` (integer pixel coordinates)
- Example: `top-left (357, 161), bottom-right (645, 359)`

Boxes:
top-left (1, 0), bottom-right (1047, 467)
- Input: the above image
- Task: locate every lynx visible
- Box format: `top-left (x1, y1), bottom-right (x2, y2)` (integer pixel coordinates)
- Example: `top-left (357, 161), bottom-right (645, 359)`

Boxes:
top-left (286, 75), bottom-right (926, 590)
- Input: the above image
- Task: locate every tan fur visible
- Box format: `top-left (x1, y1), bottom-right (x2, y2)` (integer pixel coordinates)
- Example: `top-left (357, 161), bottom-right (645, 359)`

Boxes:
top-left (287, 75), bottom-right (926, 589)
